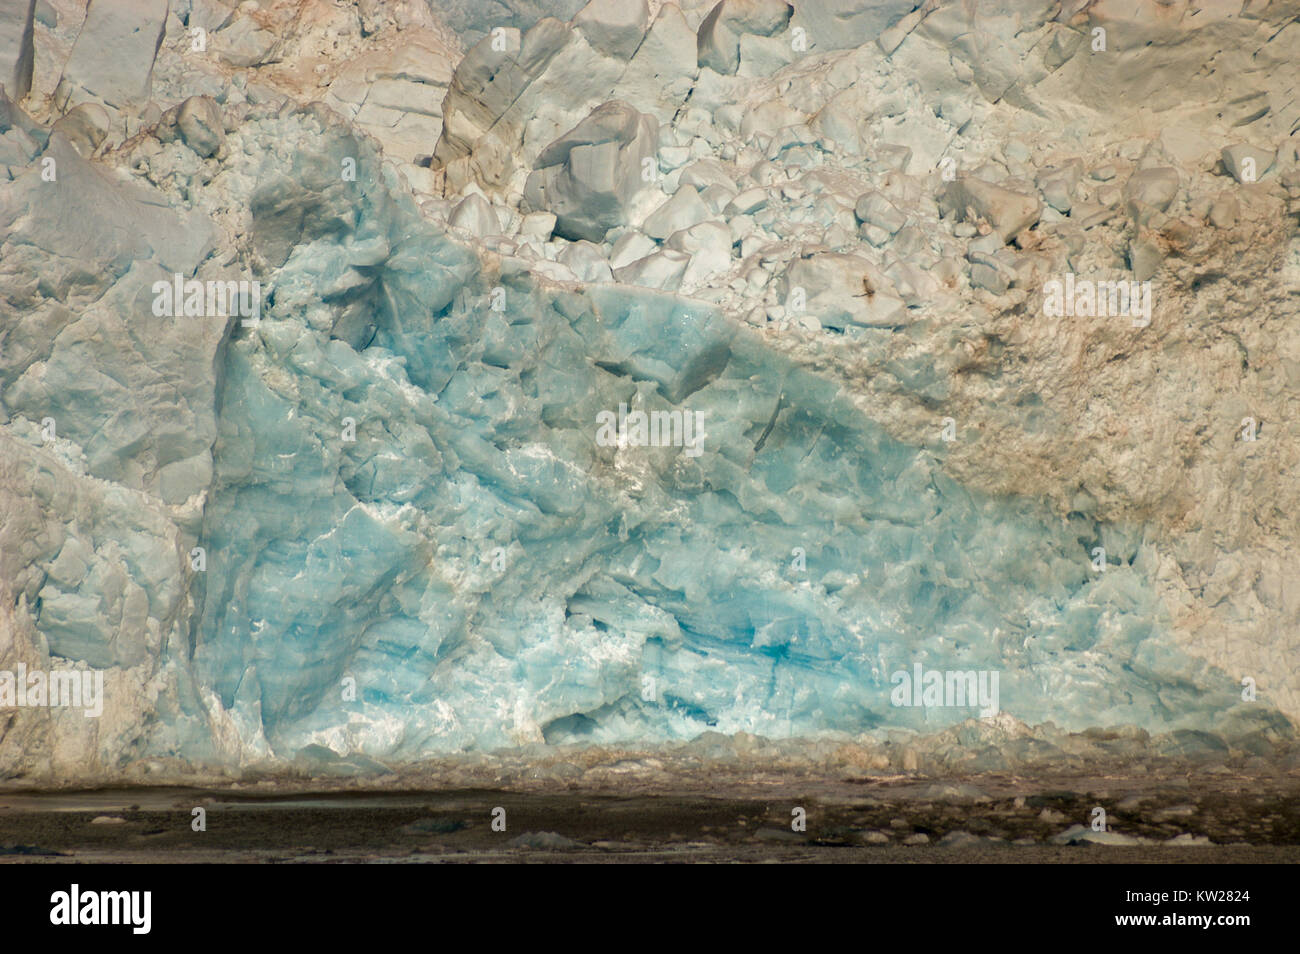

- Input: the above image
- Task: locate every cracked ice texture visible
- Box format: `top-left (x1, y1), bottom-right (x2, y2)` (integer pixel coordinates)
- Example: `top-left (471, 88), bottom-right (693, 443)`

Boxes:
top-left (0, 102), bottom-right (1286, 775)
top-left (173, 114), bottom-right (1272, 760)
top-left (3, 0), bottom-right (1299, 778)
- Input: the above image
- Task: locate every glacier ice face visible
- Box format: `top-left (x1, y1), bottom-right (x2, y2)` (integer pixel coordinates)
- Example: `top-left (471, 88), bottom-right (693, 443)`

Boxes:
top-left (1, 0), bottom-right (1298, 778)
top-left (162, 110), bottom-right (1269, 760)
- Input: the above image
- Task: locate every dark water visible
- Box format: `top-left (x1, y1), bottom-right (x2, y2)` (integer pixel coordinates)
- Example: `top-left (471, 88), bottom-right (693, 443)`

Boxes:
top-left (3, 770), bottom-right (1298, 863)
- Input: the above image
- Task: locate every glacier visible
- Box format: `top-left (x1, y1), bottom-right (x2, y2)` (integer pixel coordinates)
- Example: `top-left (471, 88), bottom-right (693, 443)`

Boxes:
top-left (187, 115), bottom-right (1260, 760)
top-left (1, 0), bottom-right (1298, 780)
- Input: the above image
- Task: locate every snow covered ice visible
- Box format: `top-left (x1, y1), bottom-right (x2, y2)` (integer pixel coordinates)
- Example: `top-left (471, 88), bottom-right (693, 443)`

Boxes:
top-left (0, 0), bottom-right (1298, 781)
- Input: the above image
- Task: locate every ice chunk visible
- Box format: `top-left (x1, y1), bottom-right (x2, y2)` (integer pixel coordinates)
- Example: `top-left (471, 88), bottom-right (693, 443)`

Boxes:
top-left (50, 103), bottom-right (110, 157)
top-left (524, 101), bottom-right (659, 241)
top-left (697, 0), bottom-right (793, 76)
top-left (573, 0), bottom-right (651, 61)
top-left (778, 252), bottom-right (908, 329)
top-left (1123, 168), bottom-right (1180, 213)
top-left (557, 240), bottom-right (614, 282)
top-left (642, 185), bottom-right (711, 240)
top-left (1221, 143), bottom-right (1275, 184)
top-left (855, 192), bottom-right (907, 234)
top-left (616, 3), bottom-right (698, 123)
top-left (177, 96), bottom-right (225, 159)
top-left (449, 193), bottom-right (502, 237)
top-left (613, 248), bottom-right (690, 290)
top-left (941, 176), bottom-right (1042, 244)
top-left (55, 0), bottom-right (168, 111)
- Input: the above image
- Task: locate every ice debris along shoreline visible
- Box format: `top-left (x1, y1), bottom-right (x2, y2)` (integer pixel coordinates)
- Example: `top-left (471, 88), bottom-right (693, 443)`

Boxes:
top-left (1, 0), bottom-right (1298, 778)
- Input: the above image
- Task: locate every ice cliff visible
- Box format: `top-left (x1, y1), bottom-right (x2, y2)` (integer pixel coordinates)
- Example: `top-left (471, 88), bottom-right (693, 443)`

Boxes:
top-left (1, 0), bottom-right (1298, 780)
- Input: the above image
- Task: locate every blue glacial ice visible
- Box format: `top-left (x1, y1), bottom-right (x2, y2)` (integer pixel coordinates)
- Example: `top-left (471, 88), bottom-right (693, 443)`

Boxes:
top-left (142, 114), bottom-right (1273, 763)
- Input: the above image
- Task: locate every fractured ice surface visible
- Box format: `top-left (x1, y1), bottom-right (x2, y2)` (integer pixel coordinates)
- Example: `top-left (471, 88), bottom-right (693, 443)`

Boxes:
top-left (1, 0), bottom-right (1298, 777)
top-left (169, 112), bottom-right (1271, 759)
